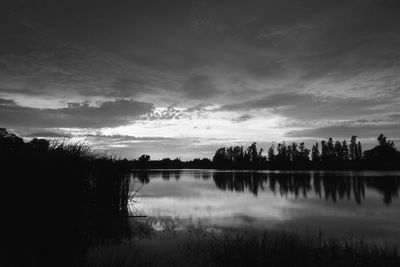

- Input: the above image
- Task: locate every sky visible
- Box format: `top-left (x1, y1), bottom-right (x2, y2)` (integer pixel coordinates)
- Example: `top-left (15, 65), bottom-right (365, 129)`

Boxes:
top-left (1, 0), bottom-right (400, 159)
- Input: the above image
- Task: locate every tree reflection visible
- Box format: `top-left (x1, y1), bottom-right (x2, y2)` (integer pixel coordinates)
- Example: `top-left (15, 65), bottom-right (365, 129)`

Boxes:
top-left (213, 172), bottom-right (269, 196)
top-left (133, 170), bottom-right (400, 205)
top-left (211, 171), bottom-right (399, 205)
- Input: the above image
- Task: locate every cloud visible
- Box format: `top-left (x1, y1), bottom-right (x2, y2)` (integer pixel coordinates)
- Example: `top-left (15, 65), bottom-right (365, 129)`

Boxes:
top-left (83, 134), bottom-right (175, 142)
top-left (2, 0), bottom-right (400, 102)
top-left (109, 78), bottom-right (148, 97)
top-left (84, 135), bottom-right (221, 160)
top-left (24, 132), bottom-right (72, 138)
top-left (185, 103), bottom-right (214, 113)
top-left (221, 92), bottom-right (394, 121)
top-left (0, 98), bottom-right (15, 105)
top-left (286, 122), bottom-right (400, 139)
top-left (181, 75), bottom-right (218, 99)
top-left (222, 93), bottom-right (311, 111)
top-left (0, 98), bottom-right (154, 128)
top-left (2, 0), bottom-right (400, 157)
top-left (142, 105), bottom-right (187, 121)
top-left (231, 114), bottom-right (254, 123)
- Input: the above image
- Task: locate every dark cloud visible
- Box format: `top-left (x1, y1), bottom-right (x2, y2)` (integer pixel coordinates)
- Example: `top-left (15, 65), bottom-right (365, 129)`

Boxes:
top-left (286, 123), bottom-right (400, 139)
top-left (388, 114), bottom-right (400, 121)
top-left (181, 75), bottom-right (218, 99)
top-left (0, 98), bottom-right (15, 105)
top-left (0, 98), bottom-right (154, 128)
top-left (110, 78), bottom-right (147, 97)
top-left (1, 0), bottom-right (400, 156)
top-left (2, 0), bottom-right (400, 99)
top-left (222, 93), bottom-right (311, 110)
top-left (221, 92), bottom-right (394, 120)
top-left (232, 114), bottom-right (254, 123)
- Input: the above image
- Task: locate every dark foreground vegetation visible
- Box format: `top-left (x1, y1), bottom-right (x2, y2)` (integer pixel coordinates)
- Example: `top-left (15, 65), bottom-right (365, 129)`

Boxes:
top-left (85, 229), bottom-right (400, 267)
top-left (1, 129), bottom-right (399, 266)
top-left (0, 129), bottom-right (133, 267)
top-left (134, 134), bottom-right (400, 170)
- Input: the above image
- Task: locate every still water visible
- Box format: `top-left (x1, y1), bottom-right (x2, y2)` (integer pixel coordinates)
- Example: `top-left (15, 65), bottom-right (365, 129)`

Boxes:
top-left (132, 170), bottom-right (400, 244)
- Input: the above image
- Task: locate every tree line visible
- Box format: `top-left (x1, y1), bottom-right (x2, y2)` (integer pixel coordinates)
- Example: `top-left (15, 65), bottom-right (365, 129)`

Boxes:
top-left (135, 134), bottom-right (399, 170)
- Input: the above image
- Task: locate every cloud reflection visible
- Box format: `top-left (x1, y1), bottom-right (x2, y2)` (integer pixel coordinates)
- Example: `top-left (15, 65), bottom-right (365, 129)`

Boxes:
top-left (133, 170), bottom-right (400, 242)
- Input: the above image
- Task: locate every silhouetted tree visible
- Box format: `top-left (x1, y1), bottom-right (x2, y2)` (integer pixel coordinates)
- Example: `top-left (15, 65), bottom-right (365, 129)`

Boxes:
top-left (267, 145), bottom-right (275, 162)
top-left (334, 141), bottom-right (343, 161)
top-left (357, 141), bottom-right (362, 160)
top-left (189, 158), bottom-right (213, 169)
top-left (129, 133), bottom-right (399, 170)
top-left (212, 147), bottom-right (231, 168)
top-left (29, 138), bottom-right (50, 152)
top-left (342, 140), bottom-right (349, 161)
top-left (288, 142), bottom-right (298, 162)
top-left (350, 136), bottom-right (358, 160)
top-left (320, 140), bottom-right (327, 161)
top-left (294, 142), bottom-right (310, 163)
top-left (138, 154), bottom-right (151, 162)
top-left (363, 134), bottom-right (399, 169)
top-left (276, 142), bottom-right (289, 163)
top-left (311, 142), bottom-right (320, 162)
top-left (327, 138), bottom-right (334, 161)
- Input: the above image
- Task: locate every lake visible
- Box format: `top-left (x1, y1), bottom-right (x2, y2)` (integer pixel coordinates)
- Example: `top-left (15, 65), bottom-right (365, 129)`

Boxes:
top-left (132, 170), bottom-right (400, 244)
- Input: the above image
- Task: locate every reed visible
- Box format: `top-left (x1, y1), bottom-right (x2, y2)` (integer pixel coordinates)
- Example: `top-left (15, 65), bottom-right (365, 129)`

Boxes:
top-left (181, 230), bottom-right (400, 267)
top-left (0, 130), bottom-right (134, 266)
top-left (83, 229), bottom-right (400, 267)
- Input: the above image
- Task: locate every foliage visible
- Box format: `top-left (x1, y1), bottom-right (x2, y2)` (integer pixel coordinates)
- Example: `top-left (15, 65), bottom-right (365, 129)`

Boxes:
top-left (0, 128), bottom-right (134, 266)
top-left (131, 133), bottom-right (399, 170)
top-left (208, 134), bottom-right (399, 170)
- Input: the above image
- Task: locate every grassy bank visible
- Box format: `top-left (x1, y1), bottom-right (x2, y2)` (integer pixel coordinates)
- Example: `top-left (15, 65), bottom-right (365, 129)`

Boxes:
top-left (85, 228), bottom-right (400, 267)
top-left (0, 129), bottom-right (134, 266)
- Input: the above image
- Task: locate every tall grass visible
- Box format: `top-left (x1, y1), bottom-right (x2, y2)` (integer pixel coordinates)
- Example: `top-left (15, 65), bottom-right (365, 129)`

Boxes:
top-left (181, 229), bottom-right (400, 267)
top-left (82, 229), bottom-right (400, 267)
top-left (0, 131), bottom-right (134, 266)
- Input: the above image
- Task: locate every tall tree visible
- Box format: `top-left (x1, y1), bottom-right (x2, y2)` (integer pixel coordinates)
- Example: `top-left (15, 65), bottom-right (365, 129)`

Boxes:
top-left (350, 136), bottom-right (358, 160)
top-left (327, 138), bottom-right (334, 160)
top-left (334, 141), bottom-right (343, 160)
top-left (364, 134), bottom-right (398, 162)
top-left (342, 140), bottom-right (349, 161)
top-left (320, 140), bottom-right (327, 161)
top-left (298, 142), bottom-right (310, 162)
top-left (267, 145), bottom-right (275, 162)
top-left (312, 142), bottom-right (320, 162)
top-left (356, 141), bottom-right (362, 160)
top-left (288, 142), bottom-right (298, 162)
top-left (277, 142), bottom-right (288, 162)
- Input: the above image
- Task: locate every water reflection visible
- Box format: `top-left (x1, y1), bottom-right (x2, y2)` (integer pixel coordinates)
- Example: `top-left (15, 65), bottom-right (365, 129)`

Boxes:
top-left (134, 170), bottom-right (400, 205)
top-left (133, 170), bottom-right (400, 244)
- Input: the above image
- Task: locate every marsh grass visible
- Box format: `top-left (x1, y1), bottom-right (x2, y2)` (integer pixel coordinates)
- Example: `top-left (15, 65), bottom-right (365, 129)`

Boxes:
top-left (0, 130), bottom-right (135, 266)
top-left (181, 229), bottom-right (400, 267)
top-left (85, 240), bottom-right (154, 267)
top-left (83, 228), bottom-right (400, 267)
